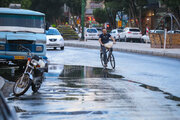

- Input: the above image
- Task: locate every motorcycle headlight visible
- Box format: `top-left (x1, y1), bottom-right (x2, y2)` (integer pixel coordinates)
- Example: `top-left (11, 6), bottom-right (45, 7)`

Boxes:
top-left (36, 46), bottom-right (43, 52)
top-left (0, 44), bottom-right (5, 50)
top-left (31, 59), bottom-right (38, 66)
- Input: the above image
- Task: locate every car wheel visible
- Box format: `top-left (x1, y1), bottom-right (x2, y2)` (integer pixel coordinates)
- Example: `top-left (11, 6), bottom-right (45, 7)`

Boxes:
top-left (61, 46), bottom-right (64, 50)
top-left (54, 47), bottom-right (57, 50)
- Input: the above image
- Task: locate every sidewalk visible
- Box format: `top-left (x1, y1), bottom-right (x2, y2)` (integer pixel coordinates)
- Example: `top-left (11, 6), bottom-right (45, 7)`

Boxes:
top-left (65, 40), bottom-right (180, 59)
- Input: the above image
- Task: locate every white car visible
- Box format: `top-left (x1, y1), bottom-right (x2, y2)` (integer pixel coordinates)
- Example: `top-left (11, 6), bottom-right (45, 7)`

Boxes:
top-left (110, 29), bottom-right (123, 41)
top-left (150, 30), bottom-right (164, 34)
top-left (85, 28), bottom-right (99, 40)
top-left (120, 27), bottom-right (142, 42)
top-left (141, 35), bottom-right (150, 43)
top-left (46, 27), bottom-right (64, 50)
top-left (167, 30), bottom-right (180, 34)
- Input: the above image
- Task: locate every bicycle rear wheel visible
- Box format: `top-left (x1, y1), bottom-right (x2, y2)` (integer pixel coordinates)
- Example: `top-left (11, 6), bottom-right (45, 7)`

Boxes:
top-left (110, 53), bottom-right (115, 69)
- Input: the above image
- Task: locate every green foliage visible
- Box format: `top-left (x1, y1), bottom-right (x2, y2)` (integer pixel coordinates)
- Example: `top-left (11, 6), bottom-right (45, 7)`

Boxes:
top-left (0, 0), bottom-right (31, 9)
top-left (162, 0), bottom-right (180, 7)
top-left (57, 25), bottom-right (79, 40)
top-left (93, 8), bottom-right (108, 24)
top-left (64, 0), bottom-right (81, 16)
top-left (30, 0), bottom-right (65, 23)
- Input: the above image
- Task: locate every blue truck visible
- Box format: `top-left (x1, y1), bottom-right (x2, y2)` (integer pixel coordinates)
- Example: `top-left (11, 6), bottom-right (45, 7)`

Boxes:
top-left (0, 7), bottom-right (48, 65)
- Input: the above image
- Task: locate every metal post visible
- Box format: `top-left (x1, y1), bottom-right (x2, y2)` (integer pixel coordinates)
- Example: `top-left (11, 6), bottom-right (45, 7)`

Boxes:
top-left (81, 0), bottom-right (85, 41)
top-left (164, 28), bottom-right (167, 50)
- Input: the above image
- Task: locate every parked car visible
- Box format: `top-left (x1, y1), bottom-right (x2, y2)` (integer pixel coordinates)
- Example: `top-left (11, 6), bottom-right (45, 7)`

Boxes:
top-left (120, 27), bottom-right (142, 42)
top-left (110, 29), bottom-right (123, 41)
top-left (96, 28), bottom-right (103, 34)
top-left (46, 27), bottom-right (64, 50)
top-left (141, 35), bottom-right (150, 43)
top-left (150, 30), bottom-right (164, 34)
top-left (167, 30), bottom-right (180, 34)
top-left (85, 28), bottom-right (99, 40)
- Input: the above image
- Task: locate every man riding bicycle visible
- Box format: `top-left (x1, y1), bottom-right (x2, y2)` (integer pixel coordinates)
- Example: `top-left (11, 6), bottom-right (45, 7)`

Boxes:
top-left (99, 28), bottom-right (116, 67)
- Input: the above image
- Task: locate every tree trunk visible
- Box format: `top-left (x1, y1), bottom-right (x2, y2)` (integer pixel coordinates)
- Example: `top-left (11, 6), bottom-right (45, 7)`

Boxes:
top-left (139, 7), bottom-right (142, 31)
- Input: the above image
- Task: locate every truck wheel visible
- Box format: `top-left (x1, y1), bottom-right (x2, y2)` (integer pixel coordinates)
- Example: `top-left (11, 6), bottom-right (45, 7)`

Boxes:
top-left (61, 46), bottom-right (64, 50)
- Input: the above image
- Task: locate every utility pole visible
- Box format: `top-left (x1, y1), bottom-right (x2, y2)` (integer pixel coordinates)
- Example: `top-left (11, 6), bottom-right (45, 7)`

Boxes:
top-left (81, 0), bottom-right (85, 41)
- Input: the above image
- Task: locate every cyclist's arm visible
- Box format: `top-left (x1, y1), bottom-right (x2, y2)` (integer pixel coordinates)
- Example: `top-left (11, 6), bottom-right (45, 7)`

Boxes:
top-left (110, 36), bottom-right (116, 44)
top-left (99, 38), bottom-right (104, 46)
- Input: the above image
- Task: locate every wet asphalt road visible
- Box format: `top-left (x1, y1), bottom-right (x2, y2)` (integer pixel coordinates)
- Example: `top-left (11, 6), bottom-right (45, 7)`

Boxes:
top-left (1, 47), bottom-right (180, 120)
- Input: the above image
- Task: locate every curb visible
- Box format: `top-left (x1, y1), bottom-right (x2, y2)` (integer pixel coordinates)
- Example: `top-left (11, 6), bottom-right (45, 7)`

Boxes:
top-left (0, 77), bottom-right (5, 89)
top-left (65, 42), bottom-right (180, 59)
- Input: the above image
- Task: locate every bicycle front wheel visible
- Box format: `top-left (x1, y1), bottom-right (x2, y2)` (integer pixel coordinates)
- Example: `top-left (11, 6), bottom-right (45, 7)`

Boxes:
top-left (110, 53), bottom-right (115, 69)
top-left (100, 53), bottom-right (105, 67)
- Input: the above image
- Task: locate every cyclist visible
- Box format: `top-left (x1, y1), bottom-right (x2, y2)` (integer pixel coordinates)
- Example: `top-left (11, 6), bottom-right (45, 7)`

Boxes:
top-left (99, 28), bottom-right (116, 67)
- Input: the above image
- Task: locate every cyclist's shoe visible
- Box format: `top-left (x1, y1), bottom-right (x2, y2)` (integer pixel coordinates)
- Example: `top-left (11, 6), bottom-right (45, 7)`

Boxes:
top-left (104, 64), bottom-right (107, 68)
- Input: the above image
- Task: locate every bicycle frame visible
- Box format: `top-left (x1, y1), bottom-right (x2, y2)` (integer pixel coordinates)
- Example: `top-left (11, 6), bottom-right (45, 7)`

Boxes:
top-left (101, 48), bottom-right (112, 62)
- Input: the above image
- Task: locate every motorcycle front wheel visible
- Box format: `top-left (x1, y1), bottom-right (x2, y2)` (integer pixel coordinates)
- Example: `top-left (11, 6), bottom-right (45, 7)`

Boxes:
top-left (13, 74), bottom-right (31, 97)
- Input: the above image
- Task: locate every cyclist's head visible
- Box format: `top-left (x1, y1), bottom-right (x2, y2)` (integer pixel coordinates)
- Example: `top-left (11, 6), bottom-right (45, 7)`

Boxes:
top-left (102, 28), bottom-right (107, 34)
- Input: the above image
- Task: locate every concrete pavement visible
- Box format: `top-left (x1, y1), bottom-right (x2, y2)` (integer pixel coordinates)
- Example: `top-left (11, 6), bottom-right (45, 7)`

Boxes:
top-left (0, 77), bottom-right (5, 90)
top-left (65, 40), bottom-right (180, 59)
top-left (0, 76), bottom-right (14, 97)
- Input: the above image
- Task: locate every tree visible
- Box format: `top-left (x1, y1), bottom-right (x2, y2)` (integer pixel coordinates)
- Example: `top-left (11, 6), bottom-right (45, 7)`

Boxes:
top-left (161, 0), bottom-right (180, 20)
top-left (30, 0), bottom-right (65, 24)
top-left (0, 0), bottom-right (31, 9)
top-left (64, 0), bottom-right (82, 27)
top-left (93, 8), bottom-right (108, 24)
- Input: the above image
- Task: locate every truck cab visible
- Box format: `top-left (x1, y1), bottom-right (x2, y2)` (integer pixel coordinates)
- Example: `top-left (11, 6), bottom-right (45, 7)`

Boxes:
top-left (0, 7), bottom-right (47, 65)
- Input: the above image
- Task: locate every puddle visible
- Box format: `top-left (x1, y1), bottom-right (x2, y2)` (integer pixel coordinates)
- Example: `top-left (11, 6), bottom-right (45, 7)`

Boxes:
top-left (140, 83), bottom-right (180, 105)
top-left (58, 65), bottom-right (124, 79)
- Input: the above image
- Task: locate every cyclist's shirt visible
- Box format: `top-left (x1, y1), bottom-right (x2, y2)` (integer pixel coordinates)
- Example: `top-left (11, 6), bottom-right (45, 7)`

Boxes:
top-left (99, 33), bottom-right (111, 44)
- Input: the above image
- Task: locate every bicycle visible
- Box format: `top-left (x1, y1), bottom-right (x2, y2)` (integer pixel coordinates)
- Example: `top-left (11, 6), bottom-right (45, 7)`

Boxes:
top-left (100, 47), bottom-right (115, 69)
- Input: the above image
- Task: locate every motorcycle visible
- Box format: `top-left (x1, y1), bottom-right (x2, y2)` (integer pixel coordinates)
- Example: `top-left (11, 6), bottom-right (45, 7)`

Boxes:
top-left (13, 45), bottom-right (48, 96)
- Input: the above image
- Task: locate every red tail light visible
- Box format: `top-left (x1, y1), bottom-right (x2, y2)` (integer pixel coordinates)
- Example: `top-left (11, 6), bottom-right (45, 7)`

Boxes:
top-left (128, 32), bottom-right (131, 34)
top-left (36, 64), bottom-right (40, 68)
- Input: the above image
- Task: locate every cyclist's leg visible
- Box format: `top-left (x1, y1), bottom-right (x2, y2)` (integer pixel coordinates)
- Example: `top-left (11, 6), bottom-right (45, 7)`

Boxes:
top-left (101, 46), bottom-right (107, 64)
top-left (110, 48), bottom-right (113, 53)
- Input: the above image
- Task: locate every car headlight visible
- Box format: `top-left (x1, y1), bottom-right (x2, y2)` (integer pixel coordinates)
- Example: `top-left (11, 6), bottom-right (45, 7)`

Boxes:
top-left (36, 46), bottom-right (43, 52)
top-left (60, 38), bottom-right (64, 41)
top-left (0, 44), bottom-right (5, 50)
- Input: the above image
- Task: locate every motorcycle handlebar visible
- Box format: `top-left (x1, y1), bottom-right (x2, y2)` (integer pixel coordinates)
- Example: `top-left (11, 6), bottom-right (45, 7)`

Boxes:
top-left (18, 45), bottom-right (32, 56)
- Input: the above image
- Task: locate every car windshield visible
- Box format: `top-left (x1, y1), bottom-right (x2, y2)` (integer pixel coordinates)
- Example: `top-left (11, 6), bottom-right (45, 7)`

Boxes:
top-left (118, 29), bottom-right (123, 33)
top-left (0, 14), bottom-right (44, 28)
top-left (46, 29), bottom-right (60, 35)
top-left (129, 29), bottom-right (140, 32)
top-left (87, 29), bottom-right (97, 33)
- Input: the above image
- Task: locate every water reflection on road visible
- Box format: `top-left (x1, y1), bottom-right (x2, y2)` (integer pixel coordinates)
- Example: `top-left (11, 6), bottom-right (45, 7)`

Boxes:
top-left (2, 64), bottom-right (180, 120)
